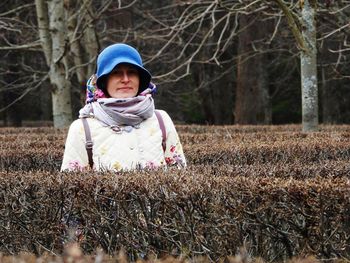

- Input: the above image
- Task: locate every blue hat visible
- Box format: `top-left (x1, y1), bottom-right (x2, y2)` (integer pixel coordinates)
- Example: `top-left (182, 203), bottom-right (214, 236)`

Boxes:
top-left (96, 43), bottom-right (151, 93)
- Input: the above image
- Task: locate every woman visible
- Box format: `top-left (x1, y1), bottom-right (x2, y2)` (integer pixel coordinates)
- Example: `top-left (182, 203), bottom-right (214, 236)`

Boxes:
top-left (61, 43), bottom-right (186, 171)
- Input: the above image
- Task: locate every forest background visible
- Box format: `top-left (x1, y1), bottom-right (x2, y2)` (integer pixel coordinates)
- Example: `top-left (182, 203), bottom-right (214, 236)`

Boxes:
top-left (0, 0), bottom-right (349, 128)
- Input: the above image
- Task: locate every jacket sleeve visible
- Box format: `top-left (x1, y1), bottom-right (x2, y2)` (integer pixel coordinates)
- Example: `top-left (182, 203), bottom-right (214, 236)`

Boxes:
top-left (61, 119), bottom-right (89, 171)
top-left (158, 110), bottom-right (187, 168)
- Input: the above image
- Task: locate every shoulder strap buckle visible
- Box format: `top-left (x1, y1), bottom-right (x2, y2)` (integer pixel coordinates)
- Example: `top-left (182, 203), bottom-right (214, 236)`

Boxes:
top-left (85, 141), bottom-right (93, 149)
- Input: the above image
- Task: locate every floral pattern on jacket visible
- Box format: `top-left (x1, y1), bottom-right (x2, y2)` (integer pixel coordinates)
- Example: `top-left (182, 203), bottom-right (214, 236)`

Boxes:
top-left (165, 144), bottom-right (186, 167)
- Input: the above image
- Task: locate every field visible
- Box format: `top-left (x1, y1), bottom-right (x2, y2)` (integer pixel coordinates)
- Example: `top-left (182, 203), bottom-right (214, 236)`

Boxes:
top-left (0, 125), bottom-right (349, 262)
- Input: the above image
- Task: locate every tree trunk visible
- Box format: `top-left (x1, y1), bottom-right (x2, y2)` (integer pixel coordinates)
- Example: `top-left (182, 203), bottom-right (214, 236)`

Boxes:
top-left (35, 0), bottom-right (73, 127)
top-left (50, 63), bottom-right (73, 127)
top-left (48, 0), bottom-right (72, 127)
top-left (300, 0), bottom-right (318, 132)
top-left (234, 14), bottom-right (271, 125)
top-left (35, 0), bottom-right (52, 65)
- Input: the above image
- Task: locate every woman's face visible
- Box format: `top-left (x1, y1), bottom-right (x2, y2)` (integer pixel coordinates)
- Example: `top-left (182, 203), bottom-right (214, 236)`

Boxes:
top-left (106, 63), bottom-right (140, 98)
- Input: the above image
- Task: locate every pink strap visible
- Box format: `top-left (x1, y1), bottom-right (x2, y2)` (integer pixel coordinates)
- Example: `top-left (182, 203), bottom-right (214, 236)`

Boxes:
top-left (155, 110), bottom-right (166, 152)
top-left (81, 118), bottom-right (94, 169)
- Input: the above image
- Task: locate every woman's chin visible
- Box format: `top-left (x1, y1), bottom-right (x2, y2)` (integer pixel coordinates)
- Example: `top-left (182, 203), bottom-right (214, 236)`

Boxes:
top-left (109, 89), bottom-right (138, 99)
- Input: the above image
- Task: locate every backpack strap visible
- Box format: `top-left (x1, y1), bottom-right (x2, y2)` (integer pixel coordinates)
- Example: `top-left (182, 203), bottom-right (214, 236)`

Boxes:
top-left (155, 110), bottom-right (167, 153)
top-left (81, 118), bottom-right (94, 169)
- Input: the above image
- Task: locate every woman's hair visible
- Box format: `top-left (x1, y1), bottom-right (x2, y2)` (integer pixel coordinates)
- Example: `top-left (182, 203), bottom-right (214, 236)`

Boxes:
top-left (96, 75), bottom-right (108, 96)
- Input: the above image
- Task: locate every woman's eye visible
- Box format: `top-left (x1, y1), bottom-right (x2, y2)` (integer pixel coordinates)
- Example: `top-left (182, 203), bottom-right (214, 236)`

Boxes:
top-left (128, 70), bottom-right (138, 75)
top-left (112, 70), bottom-right (122, 76)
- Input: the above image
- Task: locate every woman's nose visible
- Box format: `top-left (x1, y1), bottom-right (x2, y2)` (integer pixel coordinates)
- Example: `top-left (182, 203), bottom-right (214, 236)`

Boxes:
top-left (121, 71), bottom-right (130, 82)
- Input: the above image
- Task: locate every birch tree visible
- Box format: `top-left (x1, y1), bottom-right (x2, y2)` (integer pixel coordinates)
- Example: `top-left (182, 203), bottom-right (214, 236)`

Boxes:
top-left (300, 0), bottom-right (318, 132)
top-left (274, 0), bottom-right (318, 131)
top-left (35, 0), bottom-right (73, 128)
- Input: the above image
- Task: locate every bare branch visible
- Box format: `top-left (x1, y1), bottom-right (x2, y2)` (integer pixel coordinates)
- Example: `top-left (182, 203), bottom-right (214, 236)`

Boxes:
top-left (0, 41), bottom-right (41, 50)
top-left (0, 3), bottom-right (35, 17)
top-left (0, 74), bottom-right (49, 113)
top-left (271, 0), bottom-right (306, 51)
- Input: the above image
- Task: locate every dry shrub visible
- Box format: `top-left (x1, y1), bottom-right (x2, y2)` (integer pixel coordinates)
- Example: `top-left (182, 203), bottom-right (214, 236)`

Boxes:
top-left (1, 125), bottom-right (350, 261)
top-left (2, 126), bottom-right (350, 170)
top-left (0, 169), bottom-right (349, 261)
top-left (176, 124), bottom-right (350, 134)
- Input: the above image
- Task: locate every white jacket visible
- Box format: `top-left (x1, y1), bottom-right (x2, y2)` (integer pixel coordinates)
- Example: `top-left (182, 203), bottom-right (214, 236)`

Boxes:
top-left (61, 110), bottom-right (186, 171)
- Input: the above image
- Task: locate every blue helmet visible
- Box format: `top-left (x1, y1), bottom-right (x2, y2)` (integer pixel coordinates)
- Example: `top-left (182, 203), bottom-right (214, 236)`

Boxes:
top-left (96, 43), bottom-right (151, 94)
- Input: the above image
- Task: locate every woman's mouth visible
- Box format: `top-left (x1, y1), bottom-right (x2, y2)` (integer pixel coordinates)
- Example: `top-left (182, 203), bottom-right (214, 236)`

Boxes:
top-left (117, 87), bottom-right (132, 91)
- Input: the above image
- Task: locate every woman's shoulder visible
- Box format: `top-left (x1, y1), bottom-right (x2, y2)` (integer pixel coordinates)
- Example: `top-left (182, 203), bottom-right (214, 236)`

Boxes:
top-left (154, 109), bottom-right (171, 121)
top-left (68, 118), bottom-right (83, 130)
top-left (68, 117), bottom-right (102, 132)
top-left (154, 109), bottom-right (176, 128)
